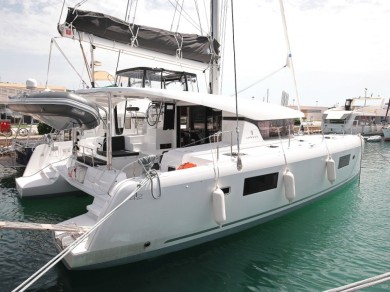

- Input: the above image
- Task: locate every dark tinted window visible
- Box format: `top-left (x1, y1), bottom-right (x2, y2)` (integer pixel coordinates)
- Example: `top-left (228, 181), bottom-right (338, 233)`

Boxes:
top-left (338, 154), bottom-right (351, 169)
top-left (243, 173), bottom-right (279, 196)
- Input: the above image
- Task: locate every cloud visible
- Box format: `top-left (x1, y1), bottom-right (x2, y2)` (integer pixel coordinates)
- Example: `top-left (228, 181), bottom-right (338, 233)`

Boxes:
top-left (0, 0), bottom-right (389, 105)
top-left (0, 1), bottom-right (62, 54)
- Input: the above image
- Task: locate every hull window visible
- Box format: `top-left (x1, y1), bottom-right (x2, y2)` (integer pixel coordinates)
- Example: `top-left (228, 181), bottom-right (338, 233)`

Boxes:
top-left (243, 173), bottom-right (279, 196)
top-left (221, 187), bottom-right (231, 195)
top-left (338, 154), bottom-right (351, 169)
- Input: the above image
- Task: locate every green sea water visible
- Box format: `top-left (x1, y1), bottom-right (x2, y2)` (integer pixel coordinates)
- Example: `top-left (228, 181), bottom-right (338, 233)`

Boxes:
top-left (0, 141), bottom-right (389, 291)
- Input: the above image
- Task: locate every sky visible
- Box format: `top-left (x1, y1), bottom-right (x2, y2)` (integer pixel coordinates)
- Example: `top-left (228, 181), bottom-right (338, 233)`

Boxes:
top-left (0, 0), bottom-right (390, 107)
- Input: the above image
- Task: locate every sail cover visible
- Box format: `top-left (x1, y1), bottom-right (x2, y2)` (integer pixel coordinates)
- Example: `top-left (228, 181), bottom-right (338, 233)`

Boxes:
top-left (63, 8), bottom-right (219, 64)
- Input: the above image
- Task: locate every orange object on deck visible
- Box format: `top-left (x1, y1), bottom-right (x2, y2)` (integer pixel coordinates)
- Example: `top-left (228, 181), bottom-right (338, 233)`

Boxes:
top-left (177, 162), bottom-right (197, 170)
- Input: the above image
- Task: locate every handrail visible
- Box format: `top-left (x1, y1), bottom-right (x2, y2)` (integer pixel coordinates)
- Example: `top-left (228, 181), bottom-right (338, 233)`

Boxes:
top-left (78, 144), bottom-right (99, 166)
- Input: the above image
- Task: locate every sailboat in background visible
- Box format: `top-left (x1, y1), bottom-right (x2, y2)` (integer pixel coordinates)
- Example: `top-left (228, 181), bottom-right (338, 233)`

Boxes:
top-left (5, 0), bottom-right (363, 275)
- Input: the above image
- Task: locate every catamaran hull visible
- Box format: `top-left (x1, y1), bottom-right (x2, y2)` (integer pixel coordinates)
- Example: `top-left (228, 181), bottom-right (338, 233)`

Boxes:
top-left (60, 174), bottom-right (359, 270)
top-left (16, 141), bottom-right (78, 198)
top-left (55, 135), bottom-right (363, 270)
top-left (16, 172), bottom-right (79, 198)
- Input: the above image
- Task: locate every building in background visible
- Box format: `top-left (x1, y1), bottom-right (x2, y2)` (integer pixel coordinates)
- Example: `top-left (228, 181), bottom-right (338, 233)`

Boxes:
top-left (289, 105), bottom-right (328, 123)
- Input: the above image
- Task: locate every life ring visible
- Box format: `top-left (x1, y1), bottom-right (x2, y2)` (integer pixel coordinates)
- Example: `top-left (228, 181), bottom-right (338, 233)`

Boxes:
top-left (177, 162), bottom-right (197, 170)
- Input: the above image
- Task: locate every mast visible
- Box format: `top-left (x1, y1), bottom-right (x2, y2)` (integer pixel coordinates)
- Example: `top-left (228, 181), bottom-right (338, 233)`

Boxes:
top-left (209, 0), bottom-right (220, 94)
top-left (279, 0), bottom-right (302, 123)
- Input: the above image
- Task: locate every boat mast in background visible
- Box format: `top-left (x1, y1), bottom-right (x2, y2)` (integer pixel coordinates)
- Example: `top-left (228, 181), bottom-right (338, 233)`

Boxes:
top-left (209, 0), bottom-right (220, 94)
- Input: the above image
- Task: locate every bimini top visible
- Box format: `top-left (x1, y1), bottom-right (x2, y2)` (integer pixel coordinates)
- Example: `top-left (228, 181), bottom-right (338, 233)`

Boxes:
top-left (7, 91), bottom-right (100, 130)
top-left (75, 87), bottom-right (304, 121)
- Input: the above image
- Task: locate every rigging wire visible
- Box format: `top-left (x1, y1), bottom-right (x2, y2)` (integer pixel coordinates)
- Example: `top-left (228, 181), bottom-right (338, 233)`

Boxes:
top-left (51, 38), bottom-right (89, 88)
top-left (230, 0), bottom-right (242, 171)
top-left (114, 0), bottom-right (134, 83)
top-left (234, 64), bottom-right (287, 95)
top-left (279, 0), bottom-right (302, 124)
top-left (45, 39), bottom-right (54, 89)
top-left (78, 34), bottom-right (93, 86)
top-left (170, 0), bottom-right (179, 31)
top-left (194, 0), bottom-right (203, 35)
top-left (175, 0), bottom-right (185, 33)
top-left (131, 0), bottom-right (139, 25)
top-left (58, 0), bottom-right (66, 25)
top-left (75, 0), bottom-right (88, 7)
top-left (219, 0), bottom-right (228, 47)
top-left (168, 0), bottom-right (203, 33)
top-left (218, 0), bottom-right (228, 92)
top-left (202, 0), bottom-right (210, 34)
top-left (277, 128), bottom-right (289, 167)
top-left (114, 50), bottom-right (122, 84)
top-left (73, 0), bottom-right (88, 11)
top-left (125, 0), bottom-right (132, 22)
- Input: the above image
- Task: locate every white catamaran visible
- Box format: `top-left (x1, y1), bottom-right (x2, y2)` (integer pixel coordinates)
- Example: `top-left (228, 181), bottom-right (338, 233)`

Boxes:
top-left (4, 2), bottom-right (363, 271)
top-left (322, 96), bottom-right (390, 135)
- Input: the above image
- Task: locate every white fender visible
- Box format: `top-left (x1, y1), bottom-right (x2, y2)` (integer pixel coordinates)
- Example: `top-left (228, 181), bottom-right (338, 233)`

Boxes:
top-left (283, 169), bottom-right (295, 202)
top-left (326, 157), bottom-right (336, 183)
top-left (212, 187), bottom-right (226, 227)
